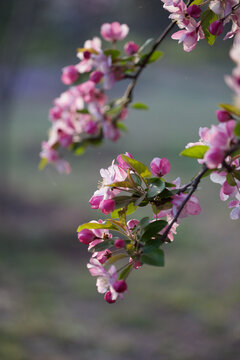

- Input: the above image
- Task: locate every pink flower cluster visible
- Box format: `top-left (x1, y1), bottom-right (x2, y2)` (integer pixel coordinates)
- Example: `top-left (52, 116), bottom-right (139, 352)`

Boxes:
top-left (40, 22), bottom-right (140, 173)
top-left (77, 153), bottom-right (203, 303)
top-left (161, 0), bottom-right (240, 52)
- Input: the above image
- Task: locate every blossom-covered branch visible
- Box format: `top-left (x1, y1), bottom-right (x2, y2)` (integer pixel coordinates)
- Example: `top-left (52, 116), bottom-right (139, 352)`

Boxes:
top-left (40, 0), bottom-right (240, 173)
top-left (77, 31), bottom-right (240, 303)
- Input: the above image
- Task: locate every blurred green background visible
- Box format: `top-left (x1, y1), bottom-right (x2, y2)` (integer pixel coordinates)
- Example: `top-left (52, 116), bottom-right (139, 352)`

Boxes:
top-left (0, 0), bottom-right (240, 359)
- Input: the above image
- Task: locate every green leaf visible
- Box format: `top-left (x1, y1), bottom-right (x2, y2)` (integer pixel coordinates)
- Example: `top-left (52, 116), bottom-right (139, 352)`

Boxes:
top-left (141, 220), bottom-right (168, 243)
top-left (107, 254), bottom-right (128, 264)
top-left (38, 158), bottom-right (48, 170)
top-left (104, 49), bottom-right (121, 59)
top-left (91, 240), bottom-right (114, 252)
top-left (77, 221), bottom-right (118, 232)
top-left (118, 264), bottom-right (132, 280)
top-left (180, 145), bottom-right (209, 159)
top-left (130, 173), bottom-right (142, 186)
top-left (116, 122), bottom-right (128, 132)
top-left (113, 195), bottom-right (136, 209)
top-left (219, 103), bottom-right (240, 117)
top-left (74, 146), bottom-right (86, 155)
top-left (226, 173), bottom-right (236, 186)
top-left (111, 201), bottom-right (137, 218)
top-left (131, 102), bottom-right (149, 110)
top-left (77, 109), bottom-right (89, 114)
top-left (190, 0), bottom-right (204, 4)
top-left (201, 10), bottom-right (218, 45)
top-left (121, 155), bottom-right (151, 179)
top-left (107, 181), bottom-right (132, 188)
top-left (107, 105), bottom-right (122, 117)
top-left (234, 122), bottom-right (240, 136)
top-left (233, 170), bottom-right (240, 181)
top-left (202, 169), bottom-right (214, 178)
top-left (146, 178), bottom-right (165, 199)
top-left (141, 50), bottom-right (163, 64)
top-left (141, 248), bottom-right (164, 267)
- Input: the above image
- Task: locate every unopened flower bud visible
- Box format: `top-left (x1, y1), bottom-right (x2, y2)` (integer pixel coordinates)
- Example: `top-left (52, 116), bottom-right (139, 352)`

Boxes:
top-left (100, 199), bottom-right (115, 214)
top-left (114, 238), bottom-right (125, 248)
top-left (124, 41), bottom-right (139, 55)
top-left (187, 5), bottom-right (201, 18)
top-left (127, 219), bottom-right (139, 230)
top-left (90, 71), bottom-right (103, 84)
top-left (83, 51), bottom-right (91, 59)
top-left (208, 20), bottom-right (224, 36)
top-left (78, 229), bottom-right (95, 245)
top-left (216, 110), bottom-right (232, 122)
top-left (61, 65), bottom-right (78, 85)
top-left (150, 157), bottom-right (171, 177)
top-left (104, 291), bottom-right (116, 303)
top-left (113, 280), bottom-right (127, 293)
top-left (84, 120), bottom-right (99, 134)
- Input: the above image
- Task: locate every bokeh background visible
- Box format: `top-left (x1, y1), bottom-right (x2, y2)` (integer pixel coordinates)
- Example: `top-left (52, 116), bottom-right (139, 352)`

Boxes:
top-left (1, 0), bottom-right (240, 359)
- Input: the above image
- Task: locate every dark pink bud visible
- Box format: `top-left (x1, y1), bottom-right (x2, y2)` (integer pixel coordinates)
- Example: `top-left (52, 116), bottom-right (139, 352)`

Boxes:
top-left (90, 71), bottom-right (103, 84)
top-left (89, 195), bottom-right (103, 209)
top-left (208, 20), bottom-right (224, 36)
top-left (117, 152), bottom-right (133, 169)
top-left (104, 291), bottom-right (116, 304)
top-left (83, 51), bottom-right (91, 59)
top-left (84, 120), bottom-right (99, 134)
top-left (78, 229), bottom-right (95, 245)
top-left (216, 110), bottom-right (232, 122)
top-left (127, 219), bottom-right (139, 230)
top-left (124, 41), bottom-right (139, 55)
top-left (61, 65), bottom-right (78, 85)
top-left (113, 280), bottom-right (127, 293)
top-left (49, 106), bottom-right (62, 121)
top-left (150, 157), bottom-right (171, 177)
top-left (100, 199), bottom-right (115, 214)
top-left (114, 238), bottom-right (125, 249)
top-left (187, 5), bottom-right (201, 18)
top-left (58, 131), bottom-right (73, 147)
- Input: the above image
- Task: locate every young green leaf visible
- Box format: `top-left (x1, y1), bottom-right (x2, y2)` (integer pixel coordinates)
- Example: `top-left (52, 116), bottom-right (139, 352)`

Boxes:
top-left (118, 264), bottom-right (133, 280)
top-left (141, 220), bottom-right (168, 242)
top-left (226, 173), bottom-right (236, 186)
top-left (201, 10), bottom-right (218, 45)
top-left (234, 122), bottom-right (240, 136)
top-left (141, 248), bottom-right (164, 266)
top-left (233, 170), bottom-right (240, 181)
top-left (131, 102), bottom-right (149, 110)
top-left (121, 155), bottom-right (151, 179)
top-left (104, 49), bottom-right (121, 59)
top-left (38, 158), bottom-right (48, 170)
top-left (180, 145), bottom-right (209, 159)
top-left (107, 254), bottom-right (128, 264)
top-left (146, 178), bottom-right (165, 199)
top-left (91, 240), bottom-right (114, 252)
top-left (219, 103), bottom-right (240, 117)
top-left (77, 221), bottom-right (118, 232)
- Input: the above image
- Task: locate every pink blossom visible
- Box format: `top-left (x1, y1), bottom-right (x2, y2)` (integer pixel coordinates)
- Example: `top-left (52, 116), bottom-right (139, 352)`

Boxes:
top-left (84, 120), bottom-right (99, 134)
top-left (101, 22), bottom-right (129, 42)
top-left (61, 65), bottom-right (79, 85)
top-left (99, 199), bottom-right (115, 214)
top-left (209, 20), bottom-right (224, 36)
top-left (187, 5), bottom-right (201, 18)
top-left (103, 122), bottom-right (121, 141)
top-left (95, 249), bottom-right (112, 264)
top-left (216, 110), bottom-right (232, 122)
top-left (171, 28), bottom-right (198, 52)
top-left (90, 71), bottom-right (103, 84)
top-left (171, 193), bottom-right (201, 218)
top-left (87, 258), bottom-right (119, 300)
top-left (209, 0), bottom-right (238, 17)
top-left (150, 157), bottom-right (171, 177)
top-left (204, 148), bottom-right (225, 168)
top-left (114, 238), bottom-right (125, 248)
top-left (124, 41), bottom-right (139, 55)
top-left (78, 229), bottom-right (95, 244)
top-left (104, 291), bottom-right (116, 303)
top-left (117, 152), bottom-right (134, 170)
top-left (113, 280), bottom-right (127, 293)
top-left (127, 219), bottom-right (139, 230)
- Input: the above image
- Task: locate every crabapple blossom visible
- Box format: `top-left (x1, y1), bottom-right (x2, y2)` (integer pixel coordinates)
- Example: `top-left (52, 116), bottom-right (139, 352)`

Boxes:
top-left (150, 157), bottom-right (171, 177)
top-left (124, 41), bottom-right (139, 55)
top-left (209, 20), bottom-right (224, 36)
top-left (101, 22), bottom-right (129, 42)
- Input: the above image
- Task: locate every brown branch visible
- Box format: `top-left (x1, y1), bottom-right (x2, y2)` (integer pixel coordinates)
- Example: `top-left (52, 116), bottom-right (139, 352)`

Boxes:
top-left (161, 140), bottom-right (240, 242)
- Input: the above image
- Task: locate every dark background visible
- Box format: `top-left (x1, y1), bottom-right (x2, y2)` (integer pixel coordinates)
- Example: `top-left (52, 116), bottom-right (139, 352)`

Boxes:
top-left (0, 1), bottom-right (239, 359)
